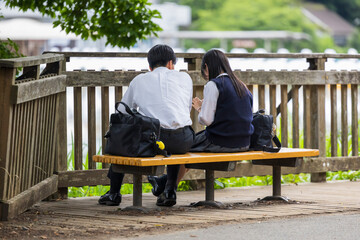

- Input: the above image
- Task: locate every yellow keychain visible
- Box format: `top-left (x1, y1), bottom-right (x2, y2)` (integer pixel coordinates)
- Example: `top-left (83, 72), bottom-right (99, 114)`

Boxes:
top-left (156, 141), bottom-right (165, 150)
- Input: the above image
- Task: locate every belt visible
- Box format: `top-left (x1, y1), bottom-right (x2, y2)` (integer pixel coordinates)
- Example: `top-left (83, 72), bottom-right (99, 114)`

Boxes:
top-left (160, 126), bottom-right (191, 134)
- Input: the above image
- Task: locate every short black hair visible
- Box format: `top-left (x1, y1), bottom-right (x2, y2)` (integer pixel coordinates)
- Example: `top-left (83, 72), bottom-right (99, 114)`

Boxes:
top-left (147, 44), bottom-right (177, 69)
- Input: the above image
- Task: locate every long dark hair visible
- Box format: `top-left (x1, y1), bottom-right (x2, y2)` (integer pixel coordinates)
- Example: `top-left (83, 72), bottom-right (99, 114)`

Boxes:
top-left (201, 49), bottom-right (248, 98)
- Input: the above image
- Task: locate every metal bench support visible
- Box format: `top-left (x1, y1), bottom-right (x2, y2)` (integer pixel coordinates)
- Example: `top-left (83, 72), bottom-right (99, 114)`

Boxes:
top-left (273, 165), bottom-right (281, 197)
top-left (112, 164), bottom-right (165, 210)
top-left (133, 173), bottom-right (143, 207)
top-left (253, 157), bottom-right (302, 202)
top-left (186, 162), bottom-right (237, 208)
top-left (206, 170), bottom-right (214, 201)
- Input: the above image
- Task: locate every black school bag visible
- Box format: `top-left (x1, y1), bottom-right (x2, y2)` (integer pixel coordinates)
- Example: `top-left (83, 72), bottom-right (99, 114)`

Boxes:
top-left (250, 109), bottom-right (281, 153)
top-left (104, 102), bottom-right (167, 157)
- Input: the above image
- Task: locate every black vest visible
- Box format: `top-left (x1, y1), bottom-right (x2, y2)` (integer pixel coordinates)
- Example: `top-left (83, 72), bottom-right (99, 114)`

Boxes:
top-left (205, 76), bottom-right (254, 148)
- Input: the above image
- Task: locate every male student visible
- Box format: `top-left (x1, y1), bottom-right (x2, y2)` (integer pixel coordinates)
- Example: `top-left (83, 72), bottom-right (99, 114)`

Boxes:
top-left (98, 44), bottom-right (194, 207)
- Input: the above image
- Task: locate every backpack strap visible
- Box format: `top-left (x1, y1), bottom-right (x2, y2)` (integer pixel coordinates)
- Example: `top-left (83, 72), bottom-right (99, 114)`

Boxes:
top-left (156, 147), bottom-right (171, 157)
top-left (261, 135), bottom-right (281, 153)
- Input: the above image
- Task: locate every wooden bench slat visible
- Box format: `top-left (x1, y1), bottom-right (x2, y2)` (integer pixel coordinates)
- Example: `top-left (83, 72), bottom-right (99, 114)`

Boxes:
top-left (93, 148), bottom-right (319, 167)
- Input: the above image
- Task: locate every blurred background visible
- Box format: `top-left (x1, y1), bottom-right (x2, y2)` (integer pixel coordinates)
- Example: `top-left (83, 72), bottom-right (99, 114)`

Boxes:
top-left (1, 0), bottom-right (360, 56)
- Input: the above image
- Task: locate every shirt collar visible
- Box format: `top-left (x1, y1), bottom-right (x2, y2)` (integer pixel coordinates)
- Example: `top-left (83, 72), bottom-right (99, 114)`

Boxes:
top-left (153, 66), bottom-right (169, 72)
top-left (216, 73), bottom-right (228, 78)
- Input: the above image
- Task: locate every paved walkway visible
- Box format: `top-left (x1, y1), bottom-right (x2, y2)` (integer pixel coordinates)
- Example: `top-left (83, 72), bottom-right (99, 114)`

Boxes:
top-left (1, 181), bottom-right (360, 239)
top-left (125, 213), bottom-right (360, 240)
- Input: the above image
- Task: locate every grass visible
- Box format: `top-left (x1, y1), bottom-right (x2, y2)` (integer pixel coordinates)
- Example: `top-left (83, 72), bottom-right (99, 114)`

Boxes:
top-left (214, 173), bottom-right (310, 189)
top-left (327, 170), bottom-right (360, 181)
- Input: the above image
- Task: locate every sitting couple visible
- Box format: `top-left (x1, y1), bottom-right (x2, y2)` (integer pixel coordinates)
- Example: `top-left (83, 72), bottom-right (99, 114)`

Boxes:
top-left (99, 44), bottom-right (254, 207)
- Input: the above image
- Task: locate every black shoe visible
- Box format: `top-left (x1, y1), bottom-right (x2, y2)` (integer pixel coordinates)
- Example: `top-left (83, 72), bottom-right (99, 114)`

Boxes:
top-left (156, 189), bottom-right (176, 207)
top-left (148, 175), bottom-right (166, 197)
top-left (98, 191), bottom-right (121, 206)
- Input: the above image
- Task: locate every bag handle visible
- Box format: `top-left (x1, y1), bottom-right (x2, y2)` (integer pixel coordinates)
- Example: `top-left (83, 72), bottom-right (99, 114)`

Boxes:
top-left (261, 135), bottom-right (281, 153)
top-left (115, 102), bottom-right (135, 116)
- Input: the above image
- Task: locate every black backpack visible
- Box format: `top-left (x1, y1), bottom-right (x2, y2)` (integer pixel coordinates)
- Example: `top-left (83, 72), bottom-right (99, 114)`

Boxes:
top-left (104, 102), bottom-right (168, 157)
top-left (250, 109), bottom-right (281, 153)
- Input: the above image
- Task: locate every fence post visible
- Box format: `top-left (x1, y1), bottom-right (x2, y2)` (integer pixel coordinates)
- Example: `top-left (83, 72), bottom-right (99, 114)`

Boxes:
top-left (351, 85), bottom-right (358, 156)
top-left (184, 56), bottom-right (205, 190)
top-left (185, 57), bottom-right (203, 133)
top-left (280, 85), bottom-right (288, 147)
top-left (0, 66), bottom-right (16, 202)
top-left (307, 58), bottom-right (327, 182)
top-left (55, 58), bottom-right (68, 199)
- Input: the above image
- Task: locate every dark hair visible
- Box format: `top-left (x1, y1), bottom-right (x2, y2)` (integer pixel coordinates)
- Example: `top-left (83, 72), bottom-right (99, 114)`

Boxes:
top-left (201, 49), bottom-right (248, 98)
top-left (147, 44), bottom-right (177, 69)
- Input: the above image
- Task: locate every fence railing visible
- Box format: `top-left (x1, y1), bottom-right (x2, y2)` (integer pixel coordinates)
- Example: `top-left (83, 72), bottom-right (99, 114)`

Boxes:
top-left (1, 52), bottom-right (359, 219)
top-left (55, 52), bottom-right (359, 187)
top-left (0, 54), bottom-right (67, 220)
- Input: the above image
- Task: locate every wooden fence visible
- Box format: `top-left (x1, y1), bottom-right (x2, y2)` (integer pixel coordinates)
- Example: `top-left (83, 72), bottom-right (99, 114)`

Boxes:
top-left (58, 52), bottom-right (359, 187)
top-left (0, 54), bottom-right (67, 220)
top-left (1, 52), bottom-right (359, 220)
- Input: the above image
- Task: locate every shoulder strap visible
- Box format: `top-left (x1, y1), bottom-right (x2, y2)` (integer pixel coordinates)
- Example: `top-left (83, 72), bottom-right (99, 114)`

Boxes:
top-left (115, 102), bottom-right (134, 116)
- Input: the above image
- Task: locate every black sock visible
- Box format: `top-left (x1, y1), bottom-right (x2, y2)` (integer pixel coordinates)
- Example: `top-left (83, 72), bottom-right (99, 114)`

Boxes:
top-left (157, 174), bottom-right (167, 188)
top-left (108, 165), bottom-right (124, 194)
top-left (165, 165), bottom-right (180, 191)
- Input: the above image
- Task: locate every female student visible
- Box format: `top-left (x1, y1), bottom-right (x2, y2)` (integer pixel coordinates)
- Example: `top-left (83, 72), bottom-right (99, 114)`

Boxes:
top-left (191, 49), bottom-right (254, 152)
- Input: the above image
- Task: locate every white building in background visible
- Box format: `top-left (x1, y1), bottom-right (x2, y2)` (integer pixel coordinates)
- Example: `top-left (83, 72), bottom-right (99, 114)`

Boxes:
top-left (0, 1), bottom-right (191, 54)
top-left (147, 2), bottom-right (191, 49)
top-left (0, 2), bottom-right (78, 55)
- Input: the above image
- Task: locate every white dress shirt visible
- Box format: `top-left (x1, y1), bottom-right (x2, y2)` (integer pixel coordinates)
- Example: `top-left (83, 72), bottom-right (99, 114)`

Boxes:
top-left (119, 67), bottom-right (193, 129)
top-left (198, 81), bottom-right (219, 126)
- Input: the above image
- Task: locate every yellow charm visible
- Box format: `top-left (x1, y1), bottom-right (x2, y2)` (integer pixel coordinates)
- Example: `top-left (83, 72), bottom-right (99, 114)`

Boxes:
top-left (156, 141), bottom-right (165, 150)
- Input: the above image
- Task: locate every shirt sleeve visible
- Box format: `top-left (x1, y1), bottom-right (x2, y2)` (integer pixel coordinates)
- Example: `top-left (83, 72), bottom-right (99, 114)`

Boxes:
top-left (187, 75), bottom-right (193, 112)
top-left (198, 81), bottom-right (219, 126)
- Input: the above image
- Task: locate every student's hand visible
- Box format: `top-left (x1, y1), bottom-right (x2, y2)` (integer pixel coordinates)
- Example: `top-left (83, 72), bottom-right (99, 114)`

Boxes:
top-left (192, 97), bottom-right (203, 112)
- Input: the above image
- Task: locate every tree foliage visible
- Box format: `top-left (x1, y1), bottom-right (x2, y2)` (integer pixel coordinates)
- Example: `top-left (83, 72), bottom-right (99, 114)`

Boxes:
top-left (0, 12), bottom-right (23, 59)
top-left (5, 0), bottom-right (162, 48)
top-left (172, 0), bottom-right (341, 52)
top-left (163, 0), bottom-right (315, 33)
top-left (161, 0), bottom-right (224, 22)
top-left (0, 38), bottom-right (23, 59)
top-left (193, 0), bottom-right (315, 33)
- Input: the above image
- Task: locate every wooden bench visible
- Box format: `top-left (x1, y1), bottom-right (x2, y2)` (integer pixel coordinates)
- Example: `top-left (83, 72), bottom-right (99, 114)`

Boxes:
top-left (93, 148), bottom-right (319, 208)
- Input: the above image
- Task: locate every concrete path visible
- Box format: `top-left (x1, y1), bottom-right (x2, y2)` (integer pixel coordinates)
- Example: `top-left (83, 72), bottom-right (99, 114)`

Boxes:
top-left (126, 213), bottom-right (360, 240)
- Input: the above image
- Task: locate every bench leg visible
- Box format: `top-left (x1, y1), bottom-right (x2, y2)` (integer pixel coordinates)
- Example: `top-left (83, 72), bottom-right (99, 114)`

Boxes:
top-left (133, 173), bottom-right (142, 207)
top-left (191, 169), bottom-right (224, 208)
top-left (273, 165), bottom-right (281, 197)
top-left (260, 166), bottom-right (289, 202)
top-left (206, 169), bottom-right (215, 201)
top-left (123, 173), bottom-right (149, 212)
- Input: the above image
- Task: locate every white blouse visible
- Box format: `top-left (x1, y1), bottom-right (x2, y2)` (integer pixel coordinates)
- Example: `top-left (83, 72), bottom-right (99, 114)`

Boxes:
top-left (198, 73), bottom-right (228, 126)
